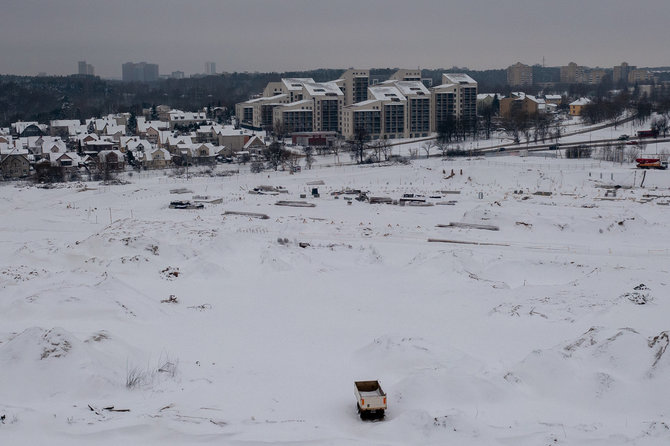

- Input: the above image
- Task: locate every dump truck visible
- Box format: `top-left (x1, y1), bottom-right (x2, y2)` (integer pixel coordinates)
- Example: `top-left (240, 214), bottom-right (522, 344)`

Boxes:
top-left (354, 380), bottom-right (387, 419)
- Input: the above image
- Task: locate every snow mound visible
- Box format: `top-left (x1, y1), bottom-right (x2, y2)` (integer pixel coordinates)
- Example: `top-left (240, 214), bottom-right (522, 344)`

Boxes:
top-left (0, 327), bottom-right (119, 401)
top-left (510, 326), bottom-right (670, 409)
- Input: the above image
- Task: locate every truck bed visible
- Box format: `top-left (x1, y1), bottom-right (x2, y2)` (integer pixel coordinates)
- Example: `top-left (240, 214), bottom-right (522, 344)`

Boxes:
top-left (359, 389), bottom-right (383, 397)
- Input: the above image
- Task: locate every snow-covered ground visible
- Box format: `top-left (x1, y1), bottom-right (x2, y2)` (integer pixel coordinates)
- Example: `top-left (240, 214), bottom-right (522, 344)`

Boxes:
top-left (1, 155), bottom-right (670, 445)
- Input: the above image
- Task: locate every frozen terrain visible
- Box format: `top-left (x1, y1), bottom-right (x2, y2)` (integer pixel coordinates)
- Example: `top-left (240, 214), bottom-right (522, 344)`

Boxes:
top-left (1, 154), bottom-right (669, 445)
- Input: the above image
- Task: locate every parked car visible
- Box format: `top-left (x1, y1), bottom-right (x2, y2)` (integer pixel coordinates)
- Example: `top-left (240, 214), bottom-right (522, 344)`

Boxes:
top-left (617, 134), bottom-right (629, 141)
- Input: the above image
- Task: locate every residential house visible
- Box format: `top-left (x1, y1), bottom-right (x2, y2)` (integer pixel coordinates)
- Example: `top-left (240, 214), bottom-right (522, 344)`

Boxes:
top-left (11, 121), bottom-right (46, 137)
top-left (192, 143), bottom-right (218, 165)
top-left (84, 139), bottom-right (115, 153)
top-left (50, 120), bottom-right (83, 138)
top-left (137, 147), bottom-right (171, 169)
top-left (1, 149), bottom-right (31, 178)
top-left (167, 110), bottom-right (208, 129)
top-left (569, 98), bottom-right (591, 116)
top-left (97, 150), bottom-right (125, 170)
top-left (544, 95), bottom-right (563, 106)
top-left (217, 126), bottom-right (257, 152)
top-left (242, 135), bottom-right (266, 157)
top-left (499, 94), bottom-right (540, 119)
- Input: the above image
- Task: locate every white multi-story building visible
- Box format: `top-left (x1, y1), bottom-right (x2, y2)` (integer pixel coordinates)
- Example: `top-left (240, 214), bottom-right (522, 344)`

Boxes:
top-left (272, 81), bottom-right (344, 133)
top-left (430, 73), bottom-right (478, 131)
top-left (236, 69), bottom-right (477, 140)
top-left (235, 94), bottom-right (290, 130)
top-left (339, 69), bottom-right (370, 106)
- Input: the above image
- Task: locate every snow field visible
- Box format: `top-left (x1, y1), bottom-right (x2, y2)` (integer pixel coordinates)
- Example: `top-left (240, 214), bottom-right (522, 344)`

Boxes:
top-left (1, 155), bottom-right (669, 445)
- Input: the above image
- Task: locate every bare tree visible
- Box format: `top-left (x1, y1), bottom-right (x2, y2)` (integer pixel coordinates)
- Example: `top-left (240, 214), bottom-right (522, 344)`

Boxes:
top-left (437, 140), bottom-right (449, 157)
top-left (348, 126), bottom-right (369, 164)
top-left (331, 137), bottom-right (344, 165)
top-left (421, 141), bottom-right (436, 159)
top-left (264, 120), bottom-right (289, 170)
top-left (303, 145), bottom-right (314, 169)
top-left (624, 146), bottom-right (640, 163)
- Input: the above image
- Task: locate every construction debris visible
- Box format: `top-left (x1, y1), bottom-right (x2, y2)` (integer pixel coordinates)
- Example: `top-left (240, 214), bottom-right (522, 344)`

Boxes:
top-left (223, 211), bottom-right (270, 219)
top-left (249, 185), bottom-right (288, 195)
top-left (275, 201), bottom-right (316, 208)
top-left (369, 197), bottom-right (393, 204)
top-left (194, 195), bottom-right (223, 204)
top-left (437, 222), bottom-right (500, 231)
top-left (428, 238), bottom-right (509, 247)
top-left (169, 201), bottom-right (204, 209)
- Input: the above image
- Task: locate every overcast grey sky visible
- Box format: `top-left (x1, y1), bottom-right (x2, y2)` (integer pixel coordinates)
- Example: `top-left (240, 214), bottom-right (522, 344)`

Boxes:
top-left (1, 0), bottom-right (668, 78)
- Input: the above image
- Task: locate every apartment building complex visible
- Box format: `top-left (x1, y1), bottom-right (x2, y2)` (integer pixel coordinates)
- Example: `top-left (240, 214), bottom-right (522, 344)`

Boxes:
top-left (339, 69), bottom-right (370, 105)
top-left (430, 73), bottom-right (477, 131)
top-left (77, 61), bottom-right (95, 76)
top-left (507, 62), bottom-right (533, 87)
top-left (560, 62), bottom-right (608, 85)
top-left (122, 62), bottom-right (159, 82)
top-left (236, 69), bottom-right (477, 141)
top-left (205, 61), bottom-right (216, 75)
top-left (613, 62), bottom-right (634, 84)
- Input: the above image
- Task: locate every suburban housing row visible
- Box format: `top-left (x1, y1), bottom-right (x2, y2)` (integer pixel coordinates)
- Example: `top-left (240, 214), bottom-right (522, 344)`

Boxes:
top-left (0, 109), bottom-right (267, 179)
top-left (235, 69), bottom-right (478, 140)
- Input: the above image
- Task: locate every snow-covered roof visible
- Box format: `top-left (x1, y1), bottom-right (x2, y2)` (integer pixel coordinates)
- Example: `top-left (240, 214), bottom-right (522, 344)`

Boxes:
top-left (52, 151), bottom-right (83, 167)
top-left (140, 120), bottom-right (169, 133)
top-left (544, 94), bottom-right (562, 100)
top-left (246, 94), bottom-right (288, 104)
top-left (368, 85), bottom-right (406, 102)
top-left (303, 82), bottom-right (343, 97)
top-left (477, 93), bottom-right (503, 100)
top-left (11, 121), bottom-right (39, 134)
top-left (277, 99), bottom-right (313, 110)
top-left (243, 135), bottom-right (266, 150)
top-left (388, 80), bottom-right (430, 97)
top-left (104, 125), bottom-right (125, 135)
top-left (570, 98), bottom-right (591, 106)
top-left (168, 111), bottom-right (207, 122)
top-left (43, 140), bottom-right (67, 154)
top-left (0, 144), bottom-right (29, 156)
top-left (85, 140), bottom-right (114, 146)
top-left (98, 150), bottom-right (125, 163)
top-left (525, 95), bottom-right (543, 104)
top-left (50, 120), bottom-right (81, 128)
top-left (432, 83), bottom-right (458, 91)
top-left (143, 147), bottom-right (171, 162)
top-left (442, 73), bottom-right (477, 85)
top-left (217, 126), bottom-right (256, 137)
top-left (282, 78), bottom-right (314, 91)
top-left (345, 99), bottom-right (382, 112)
top-left (194, 143), bottom-right (218, 157)
top-left (126, 139), bottom-right (153, 152)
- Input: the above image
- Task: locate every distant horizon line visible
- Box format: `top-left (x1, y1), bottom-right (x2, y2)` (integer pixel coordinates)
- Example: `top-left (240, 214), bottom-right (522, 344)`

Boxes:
top-left (5, 63), bottom-right (670, 80)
